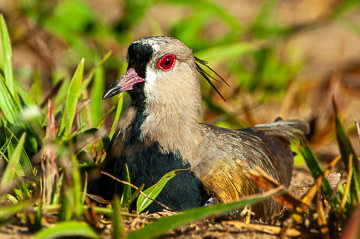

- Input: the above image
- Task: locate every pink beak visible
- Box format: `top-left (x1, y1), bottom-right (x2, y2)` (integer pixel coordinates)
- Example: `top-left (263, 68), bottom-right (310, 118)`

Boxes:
top-left (103, 68), bottom-right (145, 99)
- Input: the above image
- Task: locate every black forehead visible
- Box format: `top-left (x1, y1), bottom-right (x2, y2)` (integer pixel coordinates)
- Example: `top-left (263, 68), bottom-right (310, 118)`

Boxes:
top-left (127, 42), bottom-right (154, 78)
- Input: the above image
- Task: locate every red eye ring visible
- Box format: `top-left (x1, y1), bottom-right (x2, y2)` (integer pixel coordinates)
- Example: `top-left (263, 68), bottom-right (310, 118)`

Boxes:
top-left (157, 54), bottom-right (176, 71)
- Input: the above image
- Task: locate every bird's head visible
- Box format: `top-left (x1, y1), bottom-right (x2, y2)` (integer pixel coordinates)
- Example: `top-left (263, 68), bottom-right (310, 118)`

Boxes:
top-left (103, 36), bottom-right (200, 107)
top-left (103, 36), bottom-right (227, 123)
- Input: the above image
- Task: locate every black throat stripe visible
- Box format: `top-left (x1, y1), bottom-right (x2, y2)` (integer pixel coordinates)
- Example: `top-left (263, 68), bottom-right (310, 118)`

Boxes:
top-left (127, 42), bottom-right (154, 79)
top-left (126, 42), bottom-right (154, 106)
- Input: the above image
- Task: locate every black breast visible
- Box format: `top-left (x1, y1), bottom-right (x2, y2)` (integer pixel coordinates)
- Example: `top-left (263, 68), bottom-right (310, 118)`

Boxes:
top-left (114, 144), bottom-right (208, 212)
top-left (103, 111), bottom-right (209, 212)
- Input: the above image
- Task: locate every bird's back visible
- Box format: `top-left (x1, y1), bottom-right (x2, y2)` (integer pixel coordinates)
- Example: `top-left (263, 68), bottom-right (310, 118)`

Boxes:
top-left (191, 119), bottom-right (309, 218)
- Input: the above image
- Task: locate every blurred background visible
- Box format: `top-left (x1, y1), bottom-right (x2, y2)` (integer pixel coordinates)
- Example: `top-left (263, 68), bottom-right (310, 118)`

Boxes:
top-left (1, 0), bottom-right (360, 162)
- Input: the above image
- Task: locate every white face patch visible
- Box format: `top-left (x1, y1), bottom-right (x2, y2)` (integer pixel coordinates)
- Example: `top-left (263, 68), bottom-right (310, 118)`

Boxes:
top-left (145, 66), bottom-right (157, 86)
top-left (143, 65), bottom-right (158, 99)
top-left (143, 63), bottom-right (174, 103)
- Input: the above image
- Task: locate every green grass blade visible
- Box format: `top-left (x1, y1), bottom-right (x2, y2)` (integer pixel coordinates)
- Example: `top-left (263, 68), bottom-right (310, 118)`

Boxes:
top-left (332, 0), bottom-right (360, 19)
top-left (59, 58), bottom-right (85, 137)
top-left (300, 145), bottom-right (341, 208)
top-left (0, 75), bottom-right (22, 124)
top-left (136, 169), bottom-right (186, 214)
top-left (0, 200), bottom-right (32, 219)
top-left (0, 15), bottom-right (15, 96)
top-left (122, 184), bottom-right (144, 209)
top-left (112, 195), bottom-right (125, 239)
top-left (333, 103), bottom-right (359, 171)
top-left (33, 221), bottom-right (100, 239)
top-left (109, 94), bottom-right (124, 140)
top-left (89, 65), bottom-right (104, 127)
top-left (27, 201), bottom-right (43, 232)
top-left (127, 189), bottom-right (278, 239)
top-left (0, 133), bottom-right (26, 189)
top-left (120, 164), bottom-right (131, 205)
top-left (58, 183), bottom-right (73, 222)
top-left (51, 173), bottom-right (64, 205)
top-left (3, 126), bottom-right (33, 176)
top-left (72, 155), bottom-right (83, 220)
top-left (333, 100), bottom-right (360, 204)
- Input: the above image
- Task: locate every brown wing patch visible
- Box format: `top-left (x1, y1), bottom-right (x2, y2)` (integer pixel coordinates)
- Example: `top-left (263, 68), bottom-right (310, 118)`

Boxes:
top-left (197, 159), bottom-right (258, 203)
top-left (194, 158), bottom-right (283, 218)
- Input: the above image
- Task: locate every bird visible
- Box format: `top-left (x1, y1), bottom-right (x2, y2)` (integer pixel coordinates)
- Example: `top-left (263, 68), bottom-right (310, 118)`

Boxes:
top-left (97, 36), bottom-right (309, 219)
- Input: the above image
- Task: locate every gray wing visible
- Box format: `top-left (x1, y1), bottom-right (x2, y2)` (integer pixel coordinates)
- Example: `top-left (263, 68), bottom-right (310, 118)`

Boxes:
top-left (193, 119), bottom-right (308, 218)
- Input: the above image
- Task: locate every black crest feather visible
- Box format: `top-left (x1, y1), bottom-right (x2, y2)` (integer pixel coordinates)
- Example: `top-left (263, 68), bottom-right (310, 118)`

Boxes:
top-left (195, 57), bottom-right (229, 101)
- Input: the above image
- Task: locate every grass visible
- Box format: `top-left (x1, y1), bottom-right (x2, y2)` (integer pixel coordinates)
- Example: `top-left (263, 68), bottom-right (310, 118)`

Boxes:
top-left (0, 0), bottom-right (360, 238)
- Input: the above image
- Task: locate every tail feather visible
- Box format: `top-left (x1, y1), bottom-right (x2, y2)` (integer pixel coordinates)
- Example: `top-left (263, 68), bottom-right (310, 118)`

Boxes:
top-left (239, 118), bottom-right (309, 186)
top-left (249, 119), bottom-right (309, 143)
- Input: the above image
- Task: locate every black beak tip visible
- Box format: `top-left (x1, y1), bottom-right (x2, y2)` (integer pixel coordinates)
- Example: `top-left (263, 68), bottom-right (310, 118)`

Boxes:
top-left (102, 87), bottom-right (121, 100)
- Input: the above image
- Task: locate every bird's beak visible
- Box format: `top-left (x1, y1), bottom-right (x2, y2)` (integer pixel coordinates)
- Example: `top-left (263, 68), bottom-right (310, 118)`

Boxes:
top-left (103, 67), bottom-right (145, 99)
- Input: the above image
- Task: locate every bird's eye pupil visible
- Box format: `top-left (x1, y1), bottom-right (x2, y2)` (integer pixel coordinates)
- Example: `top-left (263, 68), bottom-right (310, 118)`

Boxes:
top-left (158, 54), bottom-right (176, 71)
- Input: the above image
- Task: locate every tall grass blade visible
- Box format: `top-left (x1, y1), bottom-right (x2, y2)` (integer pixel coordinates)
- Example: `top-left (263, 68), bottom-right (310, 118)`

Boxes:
top-left (0, 200), bottom-right (32, 219)
top-left (109, 94), bottom-right (123, 140)
top-left (333, 99), bottom-right (360, 204)
top-left (127, 188), bottom-right (280, 239)
top-left (72, 155), bottom-right (83, 220)
top-left (332, 0), bottom-right (360, 19)
top-left (33, 221), bottom-right (100, 239)
top-left (333, 100), bottom-right (359, 171)
top-left (299, 145), bottom-right (341, 208)
top-left (0, 15), bottom-right (15, 96)
top-left (112, 195), bottom-right (124, 239)
top-left (122, 184), bottom-right (144, 210)
top-left (120, 164), bottom-right (131, 205)
top-left (136, 169), bottom-right (186, 214)
top-left (0, 75), bottom-right (22, 124)
top-left (27, 201), bottom-right (43, 232)
top-left (58, 185), bottom-right (73, 222)
top-left (3, 126), bottom-right (33, 176)
top-left (0, 133), bottom-right (26, 190)
top-left (51, 174), bottom-right (64, 205)
top-left (89, 65), bottom-right (104, 127)
top-left (59, 58), bottom-right (85, 137)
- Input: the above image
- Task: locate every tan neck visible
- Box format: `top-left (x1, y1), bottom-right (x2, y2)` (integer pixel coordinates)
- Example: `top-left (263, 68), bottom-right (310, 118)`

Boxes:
top-left (138, 95), bottom-right (201, 160)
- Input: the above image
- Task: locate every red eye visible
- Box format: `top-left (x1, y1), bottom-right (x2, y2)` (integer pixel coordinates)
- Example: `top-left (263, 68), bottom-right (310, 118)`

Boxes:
top-left (157, 54), bottom-right (176, 71)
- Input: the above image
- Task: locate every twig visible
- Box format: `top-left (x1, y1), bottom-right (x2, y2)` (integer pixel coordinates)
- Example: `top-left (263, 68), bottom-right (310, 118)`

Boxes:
top-left (100, 171), bottom-right (173, 212)
top-left (222, 220), bottom-right (302, 237)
